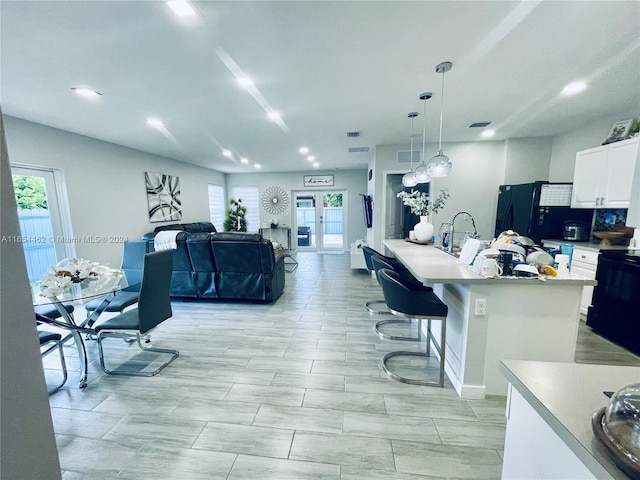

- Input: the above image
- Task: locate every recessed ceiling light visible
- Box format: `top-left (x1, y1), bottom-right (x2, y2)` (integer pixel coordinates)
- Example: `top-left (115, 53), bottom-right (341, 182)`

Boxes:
top-left (222, 149), bottom-right (233, 158)
top-left (268, 112), bottom-right (281, 121)
top-left (299, 147), bottom-right (309, 155)
top-left (254, 164), bottom-right (261, 169)
top-left (71, 87), bottom-right (102, 98)
top-left (146, 117), bottom-right (164, 128)
top-left (237, 76), bottom-right (254, 89)
top-left (167, 0), bottom-right (195, 17)
top-left (561, 81), bottom-right (587, 96)
top-left (481, 129), bottom-right (496, 138)
top-left (307, 155), bottom-right (315, 162)
top-left (313, 163), bottom-right (319, 168)
top-left (240, 157), bottom-right (249, 164)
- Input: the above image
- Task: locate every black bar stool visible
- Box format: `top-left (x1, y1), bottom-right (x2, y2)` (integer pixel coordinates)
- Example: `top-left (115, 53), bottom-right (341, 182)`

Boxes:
top-left (361, 246), bottom-right (408, 314)
top-left (371, 255), bottom-right (427, 342)
top-left (377, 268), bottom-right (448, 387)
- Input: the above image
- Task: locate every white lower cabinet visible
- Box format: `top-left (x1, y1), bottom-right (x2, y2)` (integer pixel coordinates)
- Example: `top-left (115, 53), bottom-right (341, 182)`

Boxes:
top-left (502, 385), bottom-right (596, 479)
top-left (571, 248), bottom-right (598, 316)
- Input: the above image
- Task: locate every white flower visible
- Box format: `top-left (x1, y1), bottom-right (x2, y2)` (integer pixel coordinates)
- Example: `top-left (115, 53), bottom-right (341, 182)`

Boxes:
top-left (397, 188), bottom-right (449, 216)
top-left (38, 258), bottom-right (123, 297)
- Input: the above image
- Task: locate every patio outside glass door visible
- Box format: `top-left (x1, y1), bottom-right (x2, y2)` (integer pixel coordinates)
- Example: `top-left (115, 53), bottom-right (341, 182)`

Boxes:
top-left (294, 191), bottom-right (345, 251)
top-left (11, 166), bottom-right (73, 280)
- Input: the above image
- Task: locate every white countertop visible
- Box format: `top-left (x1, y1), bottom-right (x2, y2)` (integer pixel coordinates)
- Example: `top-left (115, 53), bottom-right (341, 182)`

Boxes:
top-left (500, 359), bottom-right (640, 480)
top-left (542, 238), bottom-right (635, 253)
top-left (384, 239), bottom-right (597, 286)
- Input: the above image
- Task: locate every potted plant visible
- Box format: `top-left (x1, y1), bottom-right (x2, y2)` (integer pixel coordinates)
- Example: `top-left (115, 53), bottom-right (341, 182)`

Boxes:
top-left (223, 198), bottom-right (248, 232)
top-left (397, 188), bottom-right (449, 242)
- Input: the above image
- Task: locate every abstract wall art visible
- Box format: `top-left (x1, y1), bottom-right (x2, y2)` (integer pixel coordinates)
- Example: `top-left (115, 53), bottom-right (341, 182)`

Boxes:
top-left (145, 171), bottom-right (182, 222)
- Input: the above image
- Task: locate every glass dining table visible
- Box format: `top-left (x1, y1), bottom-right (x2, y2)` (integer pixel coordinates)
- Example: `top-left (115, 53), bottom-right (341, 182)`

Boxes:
top-left (32, 266), bottom-right (132, 388)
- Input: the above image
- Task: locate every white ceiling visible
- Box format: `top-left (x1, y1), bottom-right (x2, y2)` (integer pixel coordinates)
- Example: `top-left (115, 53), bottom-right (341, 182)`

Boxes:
top-left (2, 1), bottom-right (639, 173)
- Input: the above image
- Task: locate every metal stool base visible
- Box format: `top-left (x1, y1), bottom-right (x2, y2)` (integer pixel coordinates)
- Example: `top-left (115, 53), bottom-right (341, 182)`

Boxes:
top-left (381, 314), bottom-right (446, 387)
top-left (364, 299), bottom-right (389, 315)
top-left (374, 318), bottom-right (421, 341)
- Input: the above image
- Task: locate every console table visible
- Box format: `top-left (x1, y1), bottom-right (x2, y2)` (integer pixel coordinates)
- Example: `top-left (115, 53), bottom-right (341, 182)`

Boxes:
top-left (259, 227), bottom-right (298, 272)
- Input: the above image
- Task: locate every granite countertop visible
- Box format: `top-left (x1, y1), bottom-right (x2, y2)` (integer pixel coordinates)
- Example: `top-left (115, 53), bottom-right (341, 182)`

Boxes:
top-left (384, 239), bottom-right (597, 286)
top-left (500, 359), bottom-right (640, 480)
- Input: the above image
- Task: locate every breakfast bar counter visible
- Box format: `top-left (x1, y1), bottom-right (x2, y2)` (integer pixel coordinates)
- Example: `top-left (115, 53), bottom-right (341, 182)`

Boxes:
top-left (383, 239), bottom-right (597, 398)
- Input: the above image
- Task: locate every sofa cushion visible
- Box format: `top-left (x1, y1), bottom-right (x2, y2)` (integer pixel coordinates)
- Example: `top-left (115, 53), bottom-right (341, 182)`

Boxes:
top-left (211, 232), bottom-right (263, 242)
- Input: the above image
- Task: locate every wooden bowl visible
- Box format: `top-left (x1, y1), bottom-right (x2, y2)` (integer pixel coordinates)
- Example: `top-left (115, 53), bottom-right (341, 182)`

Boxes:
top-left (592, 231), bottom-right (627, 246)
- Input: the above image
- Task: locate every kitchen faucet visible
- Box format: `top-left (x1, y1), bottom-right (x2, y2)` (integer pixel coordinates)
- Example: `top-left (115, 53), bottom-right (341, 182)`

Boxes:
top-left (449, 211), bottom-right (478, 253)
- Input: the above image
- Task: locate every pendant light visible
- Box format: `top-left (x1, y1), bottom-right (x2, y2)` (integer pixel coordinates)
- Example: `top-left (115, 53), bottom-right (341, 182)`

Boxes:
top-left (426, 61), bottom-right (453, 177)
top-left (401, 112), bottom-right (419, 187)
top-left (414, 92), bottom-right (432, 183)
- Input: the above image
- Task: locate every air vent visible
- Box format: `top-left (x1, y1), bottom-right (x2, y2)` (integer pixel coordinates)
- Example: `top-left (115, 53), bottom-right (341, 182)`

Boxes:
top-left (468, 121), bottom-right (493, 128)
top-left (397, 150), bottom-right (421, 164)
top-left (348, 146), bottom-right (370, 153)
top-left (346, 131), bottom-right (362, 138)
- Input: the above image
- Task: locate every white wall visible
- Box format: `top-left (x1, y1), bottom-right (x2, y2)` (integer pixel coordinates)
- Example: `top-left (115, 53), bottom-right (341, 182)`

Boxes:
top-left (225, 170), bottom-right (368, 249)
top-left (4, 116), bottom-right (226, 268)
top-left (1, 113), bottom-right (62, 479)
top-left (504, 137), bottom-right (553, 184)
top-left (549, 110), bottom-right (638, 181)
top-left (372, 141), bottom-right (507, 250)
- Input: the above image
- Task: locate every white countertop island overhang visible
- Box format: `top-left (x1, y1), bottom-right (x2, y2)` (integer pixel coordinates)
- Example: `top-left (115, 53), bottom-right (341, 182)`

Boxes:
top-left (383, 239), bottom-right (597, 398)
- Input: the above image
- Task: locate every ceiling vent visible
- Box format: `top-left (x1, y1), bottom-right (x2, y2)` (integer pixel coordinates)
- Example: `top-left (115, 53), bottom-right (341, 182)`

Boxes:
top-left (346, 131), bottom-right (362, 138)
top-left (397, 150), bottom-right (421, 164)
top-left (468, 121), bottom-right (493, 128)
top-left (348, 146), bottom-right (370, 153)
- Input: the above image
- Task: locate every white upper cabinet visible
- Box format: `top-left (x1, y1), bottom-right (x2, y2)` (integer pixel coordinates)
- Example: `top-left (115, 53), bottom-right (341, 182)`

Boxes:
top-left (571, 137), bottom-right (638, 208)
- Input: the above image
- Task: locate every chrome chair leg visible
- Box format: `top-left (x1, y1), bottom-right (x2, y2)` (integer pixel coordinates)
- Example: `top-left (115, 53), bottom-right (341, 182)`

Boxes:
top-left (365, 299), bottom-right (389, 314)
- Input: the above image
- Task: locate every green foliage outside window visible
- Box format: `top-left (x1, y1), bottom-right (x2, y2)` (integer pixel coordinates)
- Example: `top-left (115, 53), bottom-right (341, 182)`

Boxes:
top-left (324, 193), bottom-right (342, 207)
top-left (12, 175), bottom-right (48, 209)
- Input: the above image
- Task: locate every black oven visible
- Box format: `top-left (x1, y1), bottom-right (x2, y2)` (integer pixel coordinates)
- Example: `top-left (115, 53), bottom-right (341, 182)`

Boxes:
top-left (587, 249), bottom-right (640, 355)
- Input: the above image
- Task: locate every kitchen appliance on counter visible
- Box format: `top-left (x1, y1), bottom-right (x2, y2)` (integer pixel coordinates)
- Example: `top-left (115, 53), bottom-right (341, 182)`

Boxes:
top-left (494, 181), bottom-right (593, 245)
top-left (587, 249), bottom-right (640, 356)
top-left (563, 220), bottom-right (589, 241)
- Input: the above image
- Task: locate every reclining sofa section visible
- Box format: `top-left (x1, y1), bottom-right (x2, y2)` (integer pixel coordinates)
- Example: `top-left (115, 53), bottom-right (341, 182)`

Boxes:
top-left (141, 227), bottom-right (285, 302)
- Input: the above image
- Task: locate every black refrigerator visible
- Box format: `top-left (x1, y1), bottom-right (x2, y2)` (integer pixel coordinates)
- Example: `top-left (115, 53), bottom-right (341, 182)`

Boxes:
top-left (494, 181), bottom-right (593, 244)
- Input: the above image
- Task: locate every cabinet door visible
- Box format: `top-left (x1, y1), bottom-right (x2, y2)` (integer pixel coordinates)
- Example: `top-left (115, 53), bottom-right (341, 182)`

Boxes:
top-left (571, 146), bottom-right (605, 208)
top-left (602, 138), bottom-right (639, 208)
top-left (571, 248), bottom-right (598, 317)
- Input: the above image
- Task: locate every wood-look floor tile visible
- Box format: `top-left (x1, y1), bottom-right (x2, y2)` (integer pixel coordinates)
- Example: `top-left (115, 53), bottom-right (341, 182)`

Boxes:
top-left (227, 455), bottom-right (340, 480)
top-left (192, 422), bottom-right (294, 458)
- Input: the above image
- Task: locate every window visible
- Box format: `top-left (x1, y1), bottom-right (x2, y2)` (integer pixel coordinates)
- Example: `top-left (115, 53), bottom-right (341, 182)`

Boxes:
top-left (231, 186), bottom-right (259, 232)
top-left (207, 184), bottom-right (225, 231)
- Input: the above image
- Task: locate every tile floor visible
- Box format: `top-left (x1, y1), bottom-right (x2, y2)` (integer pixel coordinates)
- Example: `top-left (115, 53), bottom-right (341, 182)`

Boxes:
top-left (42, 252), bottom-right (640, 479)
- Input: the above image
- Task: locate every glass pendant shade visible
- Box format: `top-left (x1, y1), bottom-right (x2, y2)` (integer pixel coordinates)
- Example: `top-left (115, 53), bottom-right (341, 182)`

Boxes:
top-left (414, 162), bottom-right (431, 183)
top-left (402, 171), bottom-right (418, 187)
top-left (427, 150), bottom-right (452, 177)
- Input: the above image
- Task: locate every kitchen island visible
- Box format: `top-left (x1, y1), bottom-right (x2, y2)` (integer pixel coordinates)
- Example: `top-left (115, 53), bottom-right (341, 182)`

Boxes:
top-left (383, 239), bottom-right (597, 398)
top-left (500, 359), bottom-right (639, 479)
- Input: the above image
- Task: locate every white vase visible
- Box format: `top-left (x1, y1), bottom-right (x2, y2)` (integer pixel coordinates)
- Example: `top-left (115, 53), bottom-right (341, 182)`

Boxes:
top-left (414, 216), bottom-right (434, 242)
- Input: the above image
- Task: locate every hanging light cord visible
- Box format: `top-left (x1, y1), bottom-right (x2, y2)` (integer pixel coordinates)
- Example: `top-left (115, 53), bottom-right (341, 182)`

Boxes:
top-left (438, 69), bottom-right (445, 152)
top-left (409, 116), bottom-right (415, 170)
top-left (422, 97), bottom-right (427, 162)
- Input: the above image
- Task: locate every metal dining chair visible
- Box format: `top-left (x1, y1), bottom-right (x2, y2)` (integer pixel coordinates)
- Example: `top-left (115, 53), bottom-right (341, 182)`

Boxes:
top-left (91, 249), bottom-right (179, 376)
top-left (38, 329), bottom-right (68, 395)
top-left (84, 240), bottom-right (148, 321)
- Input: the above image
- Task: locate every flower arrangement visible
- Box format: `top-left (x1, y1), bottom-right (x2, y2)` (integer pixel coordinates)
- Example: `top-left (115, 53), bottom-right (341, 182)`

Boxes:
top-left (397, 188), bottom-right (450, 217)
top-left (39, 258), bottom-right (121, 297)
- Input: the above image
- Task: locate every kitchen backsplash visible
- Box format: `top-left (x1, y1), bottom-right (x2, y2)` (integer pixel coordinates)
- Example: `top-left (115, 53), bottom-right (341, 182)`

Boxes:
top-left (592, 209), bottom-right (628, 232)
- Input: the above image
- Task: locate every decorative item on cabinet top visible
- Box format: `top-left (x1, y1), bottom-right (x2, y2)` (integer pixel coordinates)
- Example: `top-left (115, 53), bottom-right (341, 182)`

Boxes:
top-left (603, 118), bottom-right (636, 145)
top-left (261, 186), bottom-right (289, 215)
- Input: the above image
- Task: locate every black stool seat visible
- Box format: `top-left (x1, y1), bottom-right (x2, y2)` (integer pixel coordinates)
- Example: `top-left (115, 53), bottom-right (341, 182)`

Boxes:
top-left (378, 268), bottom-right (448, 387)
top-left (361, 245), bottom-right (409, 315)
top-left (371, 255), bottom-right (430, 342)
top-left (38, 330), bottom-right (62, 344)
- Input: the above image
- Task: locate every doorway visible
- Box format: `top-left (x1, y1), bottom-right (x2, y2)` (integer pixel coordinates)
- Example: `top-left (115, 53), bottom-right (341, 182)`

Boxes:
top-left (11, 165), bottom-right (74, 280)
top-left (384, 173), bottom-right (430, 241)
top-left (294, 191), bottom-right (345, 251)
